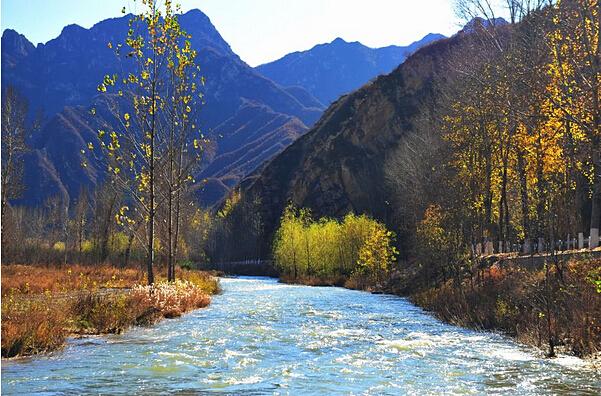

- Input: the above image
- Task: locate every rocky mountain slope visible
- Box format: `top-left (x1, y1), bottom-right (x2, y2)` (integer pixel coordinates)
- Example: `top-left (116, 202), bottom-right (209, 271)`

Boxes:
top-left (240, 33), bottom-right (464, 255)
top-left (255, 33), bottom-right (445, 105)
top-left (2, 10), bottom-right (324, 206)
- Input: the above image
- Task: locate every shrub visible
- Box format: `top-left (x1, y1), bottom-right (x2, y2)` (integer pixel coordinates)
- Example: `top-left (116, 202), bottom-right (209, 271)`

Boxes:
top-left (52, 241), bottom-right (66, 252)
top-left (273, 205), bottom-right (397, 285)
top-left (413, 258), bottom-right (601, 357)
top-left (131, 280), bottom-right (211, 318)
top-left (71, 292), bottom-right (147, 334)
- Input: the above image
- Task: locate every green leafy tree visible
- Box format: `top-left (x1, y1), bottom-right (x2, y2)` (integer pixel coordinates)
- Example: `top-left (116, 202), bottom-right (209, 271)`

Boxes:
top-left (92, 0), bottom-right (204, 284)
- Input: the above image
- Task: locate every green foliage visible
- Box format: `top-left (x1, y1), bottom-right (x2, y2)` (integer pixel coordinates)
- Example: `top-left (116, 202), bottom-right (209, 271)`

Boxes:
top-left (415, 204), bottom-right (468, 282)
top-left (586, 265), bottom-right (601, 294)
top-left (52, 242), bottom-right (65, 252)
top-left (179, 260), bottom-right (194, 270)
top-left (273, 205), bottom-right (397, 281)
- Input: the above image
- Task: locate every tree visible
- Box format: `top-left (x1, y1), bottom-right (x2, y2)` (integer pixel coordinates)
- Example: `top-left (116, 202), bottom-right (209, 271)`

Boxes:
top-left (1, 86), bottom-right (29, 244)
top-left (93, 0), bottom-right (204, 284)
top-left (548, 0), bottom-right (600, 247)
top-left (159, 9), bottom-right (204, 281)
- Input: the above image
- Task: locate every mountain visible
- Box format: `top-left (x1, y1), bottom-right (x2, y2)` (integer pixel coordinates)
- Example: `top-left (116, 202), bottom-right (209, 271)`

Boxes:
top-left (238, 33), bottom-right (466, 257)
top-left (255, 33), bottom-right (445, 106)
top-left (1, 10), bottom-right (324, 206)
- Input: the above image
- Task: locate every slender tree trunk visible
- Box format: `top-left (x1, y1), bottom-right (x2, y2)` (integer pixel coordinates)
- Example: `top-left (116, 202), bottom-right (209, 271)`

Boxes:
top-left (124, 230), bottom-right (135, 268)
top-left (591, 138), bottom-right (601, 248)
top-left (518, 149), bottom-right (530, 248)
top-left (146, 35), bottom-right (158, 286)
top-left (167, 187), bottom-right (173, 281)
top-left (172, 189), bottom-right (181, 281)
top-left (1, 152), bottom-right (12, 241)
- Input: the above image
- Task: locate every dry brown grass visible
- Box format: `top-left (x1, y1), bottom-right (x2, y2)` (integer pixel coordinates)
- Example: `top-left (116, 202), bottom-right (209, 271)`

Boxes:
top-left (131, 280), bottom-right (211, 318)
top-left (412, 258), bottom-right (601, 357)
top-left (1, 264), bottom-right (146, 295)
top-left (1, 295), bottom-right (68, 357)
top-left (1, 264), bottom-right (219, 358)
top-left (1, 264), bottom-right (220, 295)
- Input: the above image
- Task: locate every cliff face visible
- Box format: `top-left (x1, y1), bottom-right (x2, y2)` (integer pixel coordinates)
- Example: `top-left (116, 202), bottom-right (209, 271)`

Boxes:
top-left (241, 35), bottom-right (463, 254)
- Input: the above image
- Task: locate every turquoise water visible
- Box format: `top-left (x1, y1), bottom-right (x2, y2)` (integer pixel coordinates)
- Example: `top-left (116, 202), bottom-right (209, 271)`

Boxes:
top-left (2, 277), bottom-right (600, 395)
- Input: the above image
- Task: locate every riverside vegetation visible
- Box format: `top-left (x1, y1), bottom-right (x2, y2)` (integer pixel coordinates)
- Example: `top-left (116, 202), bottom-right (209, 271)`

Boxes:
top-left (268, 0), bottom-right (601, 359)
top-left (1, 264), bottom-right (219, 358)
top-left (273, 206), bottom-right (398, 289)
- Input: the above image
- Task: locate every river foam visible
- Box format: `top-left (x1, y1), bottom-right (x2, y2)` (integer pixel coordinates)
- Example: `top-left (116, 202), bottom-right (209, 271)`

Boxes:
top-left (2, 276), bottom-right (599, 395)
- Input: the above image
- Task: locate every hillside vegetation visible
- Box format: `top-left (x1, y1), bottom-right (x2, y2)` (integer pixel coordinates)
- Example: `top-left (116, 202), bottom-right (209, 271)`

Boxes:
top-left (232, 0), bottom-right (601, 357)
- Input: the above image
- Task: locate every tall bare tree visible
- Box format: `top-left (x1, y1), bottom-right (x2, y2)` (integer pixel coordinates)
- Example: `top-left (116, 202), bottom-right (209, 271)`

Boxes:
top-left (1, 86), bottom-right (29, 245)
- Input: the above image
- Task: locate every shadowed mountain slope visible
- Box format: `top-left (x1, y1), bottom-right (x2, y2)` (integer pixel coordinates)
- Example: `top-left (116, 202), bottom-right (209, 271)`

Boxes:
top-left (240, 33), bottom-right (464, 256)
top-left (2, 9), bottom-right (323, 206)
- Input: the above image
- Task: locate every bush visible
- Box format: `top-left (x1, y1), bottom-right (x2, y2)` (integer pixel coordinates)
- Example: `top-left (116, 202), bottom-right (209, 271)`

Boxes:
top-left (273, 205), bottom-right (397, 285)
top-left (131, 280), bottom-right (211, 318)
top-left (71, 292), bottom-right (147, 334)
top-left (52, 241), bottom-right (66, 252)
top-left (413, 258), bottom-right (601, 357)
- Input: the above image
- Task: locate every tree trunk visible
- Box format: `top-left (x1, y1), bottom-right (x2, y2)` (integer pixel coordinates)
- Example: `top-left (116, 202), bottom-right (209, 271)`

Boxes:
top-left (124, 230), bottom-right (135, 268)
top-left (591, 139), bottom-right (601, 248)
top-left (518, 149), bottom-right (530, 247)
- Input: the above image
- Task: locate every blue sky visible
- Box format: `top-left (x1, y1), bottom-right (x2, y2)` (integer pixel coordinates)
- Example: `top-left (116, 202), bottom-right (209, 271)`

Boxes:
top-left (2, 0), bottom-right (469, 66)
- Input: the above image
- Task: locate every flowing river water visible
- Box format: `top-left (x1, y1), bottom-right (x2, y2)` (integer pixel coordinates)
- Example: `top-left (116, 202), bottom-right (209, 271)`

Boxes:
top-left (2, 277), bottom-right (600, 395)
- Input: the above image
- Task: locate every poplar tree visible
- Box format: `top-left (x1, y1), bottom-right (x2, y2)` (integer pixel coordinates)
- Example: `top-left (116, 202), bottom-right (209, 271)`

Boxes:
top-left (93, 0), bottom-right (203, 284)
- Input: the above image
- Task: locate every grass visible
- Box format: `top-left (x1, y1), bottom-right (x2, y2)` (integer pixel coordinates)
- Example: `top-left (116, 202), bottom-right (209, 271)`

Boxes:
top-left (412, 258), bottom-right (601, 357)
top-left (1, 264), bottom-right (219, 358)
top-left (1, 264), bottom-right (219, 295)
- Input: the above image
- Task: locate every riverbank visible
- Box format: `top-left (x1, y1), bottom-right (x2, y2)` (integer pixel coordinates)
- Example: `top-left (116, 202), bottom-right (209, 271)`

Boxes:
top-left (1, 264), bottom-right (220, 358)
top-left (280, 257), bottom-right (601, 359)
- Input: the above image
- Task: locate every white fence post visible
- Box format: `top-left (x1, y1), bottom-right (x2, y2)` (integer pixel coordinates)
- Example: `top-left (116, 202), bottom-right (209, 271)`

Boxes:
top-left (591, 228), bottom-right (599, 249)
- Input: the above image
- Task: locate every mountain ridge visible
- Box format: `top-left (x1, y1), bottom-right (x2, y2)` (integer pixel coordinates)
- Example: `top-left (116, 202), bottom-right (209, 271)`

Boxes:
top-left (2, 9), bottom-right (323, 206)
top-left (255, 33), bottom-right (446, 105)
top-left (238, 32), bottom-right (464, 257)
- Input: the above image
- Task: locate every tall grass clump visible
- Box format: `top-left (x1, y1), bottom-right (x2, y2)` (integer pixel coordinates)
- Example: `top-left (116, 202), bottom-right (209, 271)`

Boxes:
top-left (1, 294), bottom-right (67, 357)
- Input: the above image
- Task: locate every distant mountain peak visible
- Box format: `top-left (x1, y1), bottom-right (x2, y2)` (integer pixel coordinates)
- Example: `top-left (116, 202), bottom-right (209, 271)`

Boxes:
top-left (182, 8), bottom-right (210, 19)
top-left (2, 10), bottom-right (323, 207)
top-left (61, 23), bottom-right (86, 33)
top-left (256, 32), bottom-right (446, 105)
top-left (1, 29), bottom-right (35, 67)
top-left (1, 28), bottom-right (33, 47)
top-left (422, 33), bottom-right (446, 41)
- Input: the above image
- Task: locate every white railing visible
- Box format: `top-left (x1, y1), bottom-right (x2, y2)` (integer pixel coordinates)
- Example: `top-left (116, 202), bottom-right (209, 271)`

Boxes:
top-left (473, 232), bottom-right (599, 257)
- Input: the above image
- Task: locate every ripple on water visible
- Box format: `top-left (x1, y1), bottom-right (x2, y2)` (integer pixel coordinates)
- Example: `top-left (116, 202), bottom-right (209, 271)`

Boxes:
top-left (1, 276), bottom-right (600, 395)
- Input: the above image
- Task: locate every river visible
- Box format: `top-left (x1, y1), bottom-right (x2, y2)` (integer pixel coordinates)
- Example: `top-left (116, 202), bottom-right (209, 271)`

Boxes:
top-left (2, 277), bottom-right (600, 395)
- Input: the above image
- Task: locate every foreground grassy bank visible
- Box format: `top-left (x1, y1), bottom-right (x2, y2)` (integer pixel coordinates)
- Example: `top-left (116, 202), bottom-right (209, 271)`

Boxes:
top-left (281, 258), bottom-right (601, 358)
top-left (1, 264), bottom-right (219, 358)
top-left (412, 258), bottom-right (601, 358)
